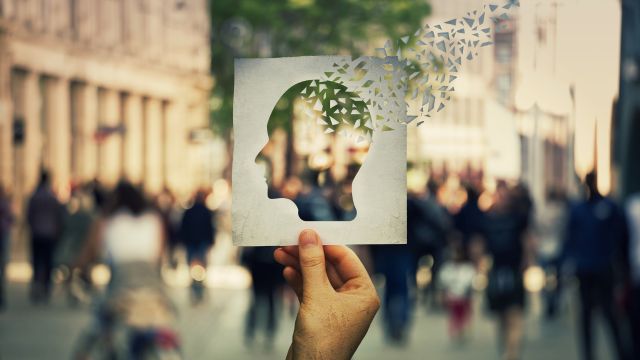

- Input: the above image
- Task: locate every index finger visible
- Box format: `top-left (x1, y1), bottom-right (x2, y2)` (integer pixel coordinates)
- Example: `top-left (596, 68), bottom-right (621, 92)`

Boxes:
top-left (323, 245), bottom-right (370, 285)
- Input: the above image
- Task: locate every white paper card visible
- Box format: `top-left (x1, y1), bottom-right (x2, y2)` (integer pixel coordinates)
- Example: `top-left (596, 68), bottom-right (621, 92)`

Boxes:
top-left (232, 56), bottom-right (406, 246)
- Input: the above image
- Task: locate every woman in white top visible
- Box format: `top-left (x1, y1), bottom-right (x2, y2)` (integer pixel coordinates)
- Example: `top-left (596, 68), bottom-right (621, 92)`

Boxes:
top-left (78, 181), bottom-right (166, 292)
top-left (74, 181), bottom-right (176, 358)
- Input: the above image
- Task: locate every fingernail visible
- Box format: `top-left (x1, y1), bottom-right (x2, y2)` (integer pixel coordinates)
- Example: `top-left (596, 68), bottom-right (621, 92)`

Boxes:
top-left (300, 230), bottom-right (318, 249)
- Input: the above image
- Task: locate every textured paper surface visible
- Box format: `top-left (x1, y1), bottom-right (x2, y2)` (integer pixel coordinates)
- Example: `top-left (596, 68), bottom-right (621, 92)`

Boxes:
top-left (232, 56), bottom-right (406, 246)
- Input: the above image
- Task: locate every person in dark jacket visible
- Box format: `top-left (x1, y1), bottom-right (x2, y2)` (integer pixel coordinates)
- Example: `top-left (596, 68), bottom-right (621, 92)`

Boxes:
top-left (55, 189), bottom-right (95, 305)
top-left (561, 172), bottom-right (629, 360)
top-left (27, 171), bottom-right (66, 303)
top-left (155, 189), bottom-right (181, 269)
top-left (625, 192), bottom-right (640, 359)
top-left (180, 189), bottom-right (215, 302)
top-left (241, 246), bottom-right (282, 349)
top-left (293, 170), bottom-right (337, 222)
top-left (407, 180), bottom-right (450, 307)
top-left (454, 184), bottom-right (485, 250)
top-left (482, 181), bottom-right (531, 360)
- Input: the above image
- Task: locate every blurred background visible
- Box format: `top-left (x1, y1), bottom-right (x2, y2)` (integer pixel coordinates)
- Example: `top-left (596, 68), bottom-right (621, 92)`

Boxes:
top-left (0, 0), bottom-right (639, 359)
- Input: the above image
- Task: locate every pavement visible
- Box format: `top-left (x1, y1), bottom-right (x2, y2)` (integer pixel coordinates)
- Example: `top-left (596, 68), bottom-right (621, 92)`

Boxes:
top-left (0, 282), bottom-right (618, 360)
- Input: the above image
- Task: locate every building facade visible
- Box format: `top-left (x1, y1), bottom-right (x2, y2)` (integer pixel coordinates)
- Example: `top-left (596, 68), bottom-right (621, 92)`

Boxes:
top-left (0, 0), bottom-right (213, 210)
top-left (410, 0), bottom-right (621, 208)
top-left (408, 0), bottom-right (521, 184)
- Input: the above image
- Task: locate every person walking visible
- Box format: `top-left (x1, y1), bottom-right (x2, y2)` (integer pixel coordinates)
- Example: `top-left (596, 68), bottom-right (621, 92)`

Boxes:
top-left (56, 188), bottom-right (95, 305)
top-left (438, 243), bottom-right (476, 341)
top-left (241, 246), bottom-right (282, 349)
top-left (371, 243), bottom-right (412, 344)
top-left (27, 171), bottom-right (66, 303)
top-left (180, 190), bottom-right (215, 303)
top-left (454, 184), bottom-right (485, 253)
top-left (407, 180), bottom-right (451, 307)
top-left (625, 192), bottom-right (640, 359)
top-left (155, 189), bottom-right (181, 269)
top-left (482, 181), bottom-right (532, 360)
top-left (562, 172), bottom-right (629, 360)
top-left (73, 181), bottom-right (177, 358)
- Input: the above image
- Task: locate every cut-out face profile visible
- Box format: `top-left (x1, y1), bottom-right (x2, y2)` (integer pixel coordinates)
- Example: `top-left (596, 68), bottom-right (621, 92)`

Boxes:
top-left (256, 80), bottom-right (373, 221)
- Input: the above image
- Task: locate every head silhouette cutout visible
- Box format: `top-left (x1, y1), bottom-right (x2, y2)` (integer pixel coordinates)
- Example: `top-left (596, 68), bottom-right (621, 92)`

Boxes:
top-left (256, 79), bottom-right (373, 221)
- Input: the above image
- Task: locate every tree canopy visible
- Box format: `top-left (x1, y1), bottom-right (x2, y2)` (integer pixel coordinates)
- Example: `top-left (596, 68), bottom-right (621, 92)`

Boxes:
top-left (209, 0), bottom-right (431, 136)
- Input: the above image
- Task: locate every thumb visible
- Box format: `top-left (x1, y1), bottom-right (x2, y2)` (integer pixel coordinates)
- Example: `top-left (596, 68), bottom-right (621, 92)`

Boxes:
top-left (298, 229), bottom-right (330, 299)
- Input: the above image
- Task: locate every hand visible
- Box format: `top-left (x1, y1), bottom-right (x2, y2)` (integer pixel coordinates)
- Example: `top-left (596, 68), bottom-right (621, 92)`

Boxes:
top-left (274, 230), bottom-right (380, 360)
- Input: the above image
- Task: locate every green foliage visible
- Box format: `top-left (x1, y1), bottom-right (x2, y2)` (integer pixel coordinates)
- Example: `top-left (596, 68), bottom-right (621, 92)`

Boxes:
top-left (210, 0), bottom-right (431, 136)
top-left (267, 80), bottom-right (372, 138)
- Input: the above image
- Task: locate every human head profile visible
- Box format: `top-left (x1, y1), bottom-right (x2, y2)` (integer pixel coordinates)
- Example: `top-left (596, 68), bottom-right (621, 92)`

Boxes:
top-left (256, 79), bottom-right (373, 221)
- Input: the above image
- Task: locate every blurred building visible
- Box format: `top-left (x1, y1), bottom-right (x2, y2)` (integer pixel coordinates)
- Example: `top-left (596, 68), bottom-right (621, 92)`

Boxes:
top-left (513, 0), bottom-right (574, 206)
top-left (407, 0), bottom-right (498, 180)
top-left (408, 0), bottom-right (523, 186)
top-left (0, 0), bottom-right (213, 207)
top-left (410, 0), bottom-right (621, 209)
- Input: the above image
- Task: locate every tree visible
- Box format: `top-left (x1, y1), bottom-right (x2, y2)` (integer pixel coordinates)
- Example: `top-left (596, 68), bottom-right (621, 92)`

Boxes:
top-left (209, 0), bottom-right (431, 137)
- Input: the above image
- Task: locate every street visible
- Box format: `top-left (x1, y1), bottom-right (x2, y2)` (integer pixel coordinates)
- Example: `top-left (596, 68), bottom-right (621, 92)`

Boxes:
top-left (0, 282), bottom-right (617, 360)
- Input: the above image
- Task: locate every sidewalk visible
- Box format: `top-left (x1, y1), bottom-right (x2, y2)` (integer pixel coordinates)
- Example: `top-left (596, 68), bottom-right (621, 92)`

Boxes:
top-left (0, 283), bottom-right (615, 359)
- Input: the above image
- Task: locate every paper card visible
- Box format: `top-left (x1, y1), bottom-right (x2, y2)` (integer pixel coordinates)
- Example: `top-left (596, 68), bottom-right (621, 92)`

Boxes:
top-left (232, 56), bottom-right (406, 246)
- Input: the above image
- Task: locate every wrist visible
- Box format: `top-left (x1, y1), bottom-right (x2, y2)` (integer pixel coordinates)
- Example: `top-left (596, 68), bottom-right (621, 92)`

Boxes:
top-left (290, 337), bottom-right (354, 360)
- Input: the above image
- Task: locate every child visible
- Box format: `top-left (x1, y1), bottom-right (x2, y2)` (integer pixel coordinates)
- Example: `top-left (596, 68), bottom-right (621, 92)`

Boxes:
top-left (438, 244), bottom-right (476, 340)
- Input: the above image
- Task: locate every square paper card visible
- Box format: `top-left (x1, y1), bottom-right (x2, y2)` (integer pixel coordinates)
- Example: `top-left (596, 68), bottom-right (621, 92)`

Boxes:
top-left (232, 56), bottom-right (406, 246)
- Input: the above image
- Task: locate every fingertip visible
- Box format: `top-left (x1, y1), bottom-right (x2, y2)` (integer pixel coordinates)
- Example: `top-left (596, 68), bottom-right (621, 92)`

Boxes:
top-left (323, 244), bottom-right (369, 283)
top-left (283, 265), bottom-right (299, 277)
top-left (273, 248), bottom-right (285, 264)
top-left (299, 229), bottom-right (319, 249)
top-left (283, 266), bottom-right (301, 285)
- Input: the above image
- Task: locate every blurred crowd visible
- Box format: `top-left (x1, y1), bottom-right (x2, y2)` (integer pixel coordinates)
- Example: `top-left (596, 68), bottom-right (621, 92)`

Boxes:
top-left (0, 171), bottom-right (223, 358)
top-left (262, 163), bottom-right (640, 360)
top-left (0, 165), bottom-right (639, 360)
top-left (385, 169), bottom-right (638, 360)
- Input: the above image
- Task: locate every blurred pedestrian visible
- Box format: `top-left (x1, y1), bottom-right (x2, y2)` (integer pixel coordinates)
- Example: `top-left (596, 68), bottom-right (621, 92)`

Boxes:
top-left (372, 244), bottom-right (412, 344)
top-left (55, 189), bottom-right (95, 305)
top-left (438, 243), bottom-right (475, 341)
top-left (625, 192), bottom-right (640, 359)
top-left (331, 164), bottom-right (359, 221)
top-left (482, 181), bottom-right (531, 360)
top-left (180, 189), bottom-right (215, 303)
top-left (0, 186), bottom-right (14, 309)
top-left (561, 172), bottom-right (628, 360)
top-left (27, 171), bottom-right (66, 303)
top-left (241, 246), bottom-right (282, 349)
top-left (155, 189), bottom-right (181, 269)
top-left (74, 181), bottom-right (177, 358)
top-left (294, 170), bottom-right (337, 221)
top-left (542, 190), bottom-right (570, 319)
top-left (77, 180), bottom-right (168, 295)
top-left (407, 180), bottom-right (451, 307)
top-left (89, 178), bottom-right (107, 213)
top-left (454, 183), bottom-right (484, 253)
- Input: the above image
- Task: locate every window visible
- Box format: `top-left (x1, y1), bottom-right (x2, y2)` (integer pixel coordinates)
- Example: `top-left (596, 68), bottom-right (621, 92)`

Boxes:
top-left (497, 74), bottom-right (512, 101)
top-left (496, 45), bottom-right (512, 64)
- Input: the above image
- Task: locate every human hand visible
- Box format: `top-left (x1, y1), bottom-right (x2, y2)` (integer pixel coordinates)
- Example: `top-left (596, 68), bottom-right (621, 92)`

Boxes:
top-left (274, 230), bottom-right (380, 360)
